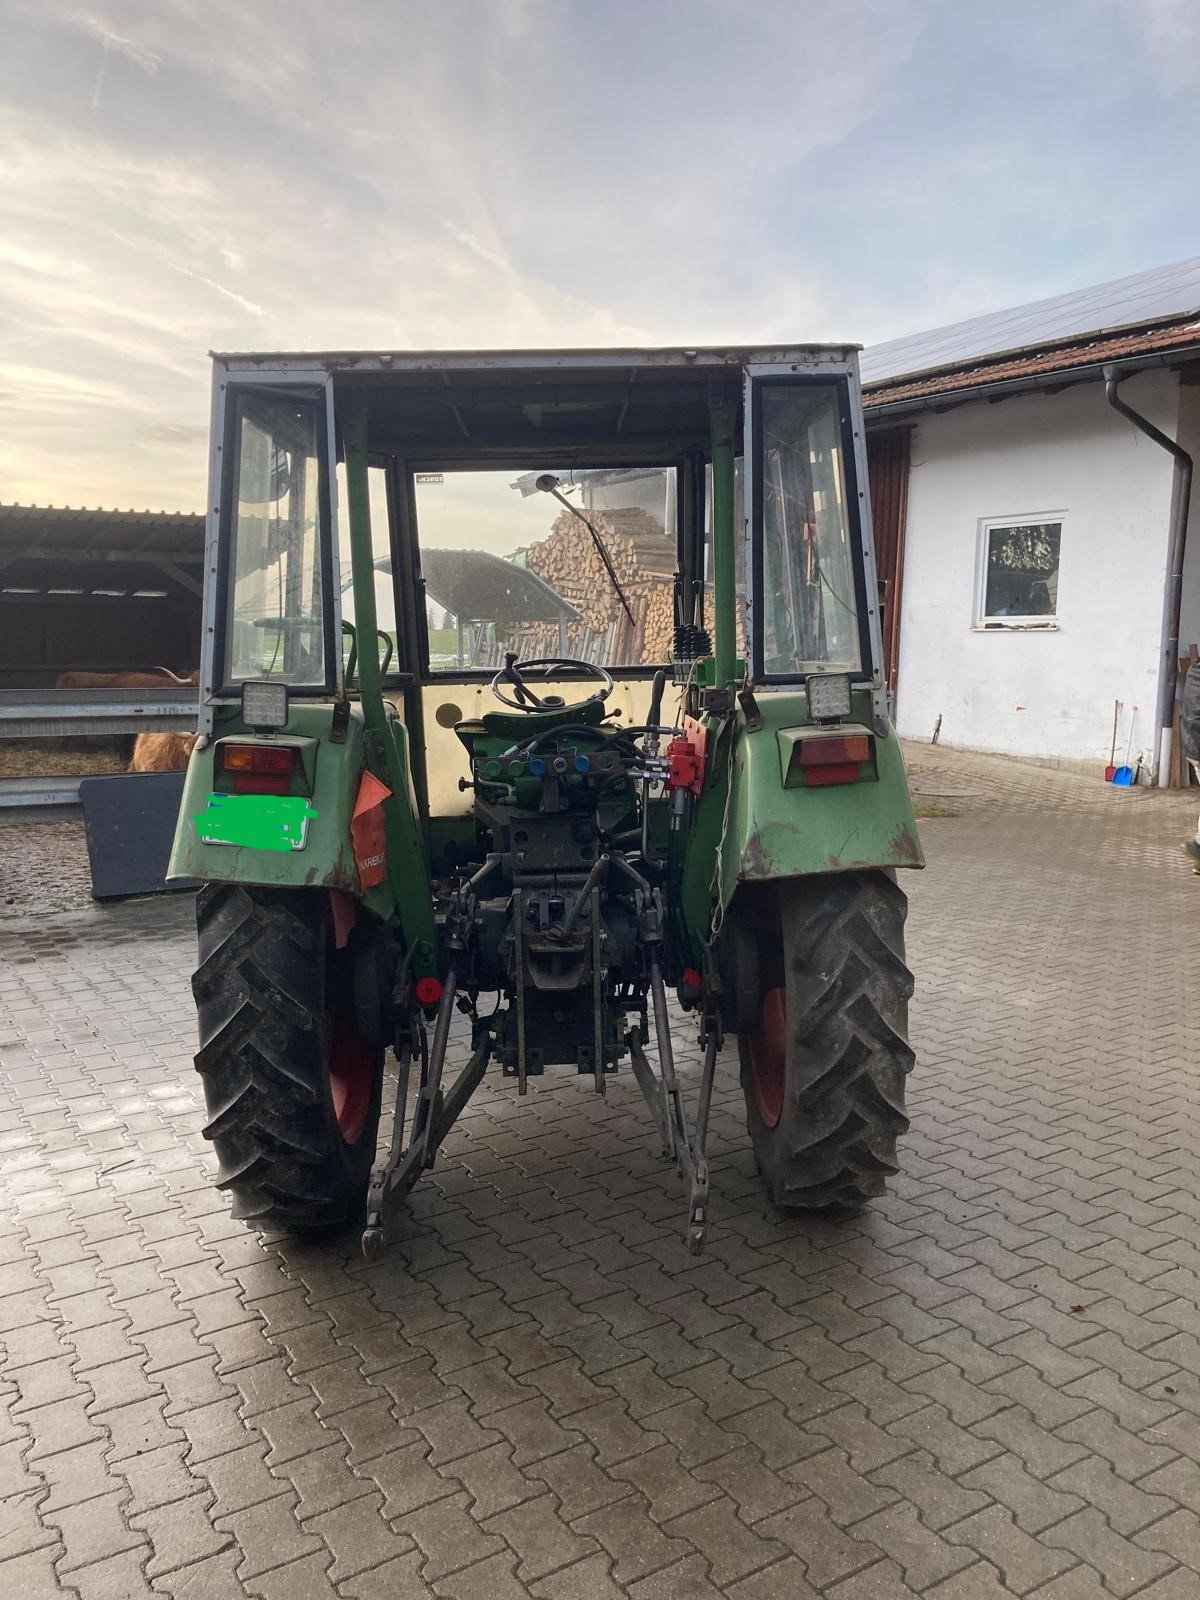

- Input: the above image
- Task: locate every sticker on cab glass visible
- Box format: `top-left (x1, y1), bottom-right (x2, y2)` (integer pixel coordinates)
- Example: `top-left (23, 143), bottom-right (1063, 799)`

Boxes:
top-left (195, 793), bottom-right (318, 852)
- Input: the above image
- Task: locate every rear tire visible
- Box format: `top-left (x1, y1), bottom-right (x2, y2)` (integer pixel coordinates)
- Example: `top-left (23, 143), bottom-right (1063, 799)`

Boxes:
top-left (192, 885), bottom-right (384, 1230)
top-left (737, 870), bottom-right (913, 1211)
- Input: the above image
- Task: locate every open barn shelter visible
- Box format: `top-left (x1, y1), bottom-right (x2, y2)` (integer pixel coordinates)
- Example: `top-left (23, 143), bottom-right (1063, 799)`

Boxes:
top-left (0, 504), bottom-right (204, 688)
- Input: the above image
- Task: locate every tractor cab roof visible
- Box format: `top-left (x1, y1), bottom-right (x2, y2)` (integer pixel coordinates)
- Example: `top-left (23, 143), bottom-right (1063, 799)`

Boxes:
top-left (212, 345), bottom-right (860, 464)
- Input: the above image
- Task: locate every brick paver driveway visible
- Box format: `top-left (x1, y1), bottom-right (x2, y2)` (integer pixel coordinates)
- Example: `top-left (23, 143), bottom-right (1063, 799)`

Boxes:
top-left (2, 749), bottom-right (1199, 1599)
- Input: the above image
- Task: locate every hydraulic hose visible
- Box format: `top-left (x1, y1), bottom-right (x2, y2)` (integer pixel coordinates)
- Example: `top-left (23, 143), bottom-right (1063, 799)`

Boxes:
top-left (641, 670), bottom-right (668, 864)
top-left (504, 721), bottom-right (682, 760)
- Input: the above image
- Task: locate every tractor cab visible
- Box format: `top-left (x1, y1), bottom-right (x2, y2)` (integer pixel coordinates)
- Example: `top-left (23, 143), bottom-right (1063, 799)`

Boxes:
top-left (171, 347), bottom-right (921, 1256)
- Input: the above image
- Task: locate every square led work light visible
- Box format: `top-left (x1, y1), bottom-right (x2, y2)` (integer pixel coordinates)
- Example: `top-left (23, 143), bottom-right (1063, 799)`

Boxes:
top-left (242, 680), bottom-right (289, 732)
top-left (805, 672), bottom-right (852, 723)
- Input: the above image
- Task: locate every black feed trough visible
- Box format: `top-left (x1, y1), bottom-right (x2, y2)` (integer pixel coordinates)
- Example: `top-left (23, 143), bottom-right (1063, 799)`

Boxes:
top-left (80, 772), bottom-right (200, 900)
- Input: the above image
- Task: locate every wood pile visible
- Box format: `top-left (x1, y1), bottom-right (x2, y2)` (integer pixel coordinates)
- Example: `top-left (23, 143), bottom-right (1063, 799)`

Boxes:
top-left (497, 505), bottom-right (747, 668)
top-left (516, 507), bottom-right (677, 666)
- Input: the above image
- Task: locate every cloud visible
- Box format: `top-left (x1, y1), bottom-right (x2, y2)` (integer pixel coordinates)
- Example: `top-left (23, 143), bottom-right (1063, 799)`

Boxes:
top-left (1137, 0), bottom-right (1200, 90)
top-left (166, 263), bottom-right (265, 319)
top-left (74, 11), bottom-right (160, 71)
top-left (0, 0), bottom-right (1196, 510)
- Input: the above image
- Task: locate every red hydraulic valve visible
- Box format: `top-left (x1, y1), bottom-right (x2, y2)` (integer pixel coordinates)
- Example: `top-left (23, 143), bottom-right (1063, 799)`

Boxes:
top-left (664, 736), bottom-right (705, 796)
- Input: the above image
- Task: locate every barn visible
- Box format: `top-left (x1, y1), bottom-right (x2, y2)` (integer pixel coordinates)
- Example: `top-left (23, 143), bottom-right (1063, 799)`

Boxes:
top-left (0, 504), bottom-right (203, 687)
top-left (860, 256), bottom-right (1200, 782)
top-left (0, 505), bottom-right (204, 804)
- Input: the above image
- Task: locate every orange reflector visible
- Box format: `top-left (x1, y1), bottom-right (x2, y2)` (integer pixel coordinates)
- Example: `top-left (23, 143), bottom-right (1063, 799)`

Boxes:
top-left (415, 977), bottom-right (443, 1007)
top-left (798, 734), bottom-right (871, 767)
top-left (219, 743), bottom-right (296, 774)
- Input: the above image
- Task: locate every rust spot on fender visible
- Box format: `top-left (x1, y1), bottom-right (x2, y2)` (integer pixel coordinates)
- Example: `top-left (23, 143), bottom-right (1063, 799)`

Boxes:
top-left (740, 822), bottom-right (800, 880)
top-left (322, 843), bottom-right (356, 891)
top-left (741, 832), bottom-right (772, 879)
top-left (889, 824), bottom-right (923, 865)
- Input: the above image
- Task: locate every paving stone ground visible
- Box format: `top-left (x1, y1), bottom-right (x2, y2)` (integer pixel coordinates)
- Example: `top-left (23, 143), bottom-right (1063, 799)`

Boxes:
top-left (1, 746), bottom-right (1199, 1598)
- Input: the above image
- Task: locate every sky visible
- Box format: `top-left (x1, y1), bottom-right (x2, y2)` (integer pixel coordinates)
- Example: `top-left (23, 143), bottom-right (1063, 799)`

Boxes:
top-left (2, 0), bottom-right (1199, 512)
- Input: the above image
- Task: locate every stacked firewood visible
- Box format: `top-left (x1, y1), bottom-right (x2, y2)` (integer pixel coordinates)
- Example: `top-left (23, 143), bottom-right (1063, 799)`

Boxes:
top-left (500, 505), bottom-right (748, 667)
top-left (519, 507), bottom-right (677, 665)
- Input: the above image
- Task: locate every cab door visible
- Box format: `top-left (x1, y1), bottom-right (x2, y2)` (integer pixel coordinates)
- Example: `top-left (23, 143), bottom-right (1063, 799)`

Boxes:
top-left (201, 366), bottom-right (342, 727)
top-left (743, 360), bottom-right (883, 691)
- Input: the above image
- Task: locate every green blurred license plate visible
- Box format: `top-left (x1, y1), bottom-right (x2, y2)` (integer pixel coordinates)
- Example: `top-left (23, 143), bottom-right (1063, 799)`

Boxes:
top-left (195, 792), bottom-right (318, 852)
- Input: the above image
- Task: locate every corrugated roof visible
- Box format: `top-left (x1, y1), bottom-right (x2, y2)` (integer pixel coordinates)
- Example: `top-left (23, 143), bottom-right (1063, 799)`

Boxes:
top-left (0, 504), bottom-right (205, 599)
top-left (375, 548), bottom-right (579, 625)
top-left (861, 256), bottom-right (1200, 387)
top-left (0, 504), bottom-right (203, 558)
top-left (0, 503), bottom-right (202, 527)
top-left (863, 318), bottom-right (1200, 413)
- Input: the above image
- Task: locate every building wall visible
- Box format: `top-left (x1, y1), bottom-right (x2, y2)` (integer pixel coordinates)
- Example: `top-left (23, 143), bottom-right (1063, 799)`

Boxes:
top-left (895, 370), bottom-right (1179, 765)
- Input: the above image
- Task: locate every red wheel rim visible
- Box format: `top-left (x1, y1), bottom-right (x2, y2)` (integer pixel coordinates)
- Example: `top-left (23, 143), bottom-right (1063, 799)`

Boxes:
top-left (747, 986), bottom-right (787, 1128)
top-left (327, 1010), bottom-right (374, 1144)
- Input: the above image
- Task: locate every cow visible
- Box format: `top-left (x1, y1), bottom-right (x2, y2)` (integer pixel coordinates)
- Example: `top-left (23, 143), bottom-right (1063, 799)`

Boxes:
top-left (49, 668), bottom-right (200, 765)
top-left (129, 732), bottom-right (198, 773)
top-left (54, 668), bottom-right (200, 689)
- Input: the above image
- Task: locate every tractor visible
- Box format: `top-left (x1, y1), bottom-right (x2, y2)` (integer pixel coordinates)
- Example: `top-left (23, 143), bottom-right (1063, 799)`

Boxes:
top-left (168, 345), bottom-right (922, 1257)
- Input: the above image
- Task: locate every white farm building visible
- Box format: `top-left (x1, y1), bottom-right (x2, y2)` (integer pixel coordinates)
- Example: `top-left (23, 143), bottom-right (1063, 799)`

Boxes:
top-left (860, 257), bottom-right (1200, 784)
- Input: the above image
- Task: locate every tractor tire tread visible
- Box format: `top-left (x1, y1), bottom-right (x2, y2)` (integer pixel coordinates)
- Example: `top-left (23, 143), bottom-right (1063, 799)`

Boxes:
top-left (740, 870), bottom-right (913, 1212)
top-left (192, 883), bottom-right (380, 1231)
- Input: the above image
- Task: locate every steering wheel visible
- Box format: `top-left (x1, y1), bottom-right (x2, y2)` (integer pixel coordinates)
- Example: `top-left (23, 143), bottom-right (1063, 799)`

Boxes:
top-left (490, 653), bottom-right (614, 714)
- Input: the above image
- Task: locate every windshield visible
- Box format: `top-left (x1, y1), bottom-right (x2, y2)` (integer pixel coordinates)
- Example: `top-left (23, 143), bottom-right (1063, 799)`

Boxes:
top-left (414, 468), bottom-right (677, 672)
top-left (758, 383), bottom-right (862, 677)
top-left (223, 388), bottom-right (328, 688)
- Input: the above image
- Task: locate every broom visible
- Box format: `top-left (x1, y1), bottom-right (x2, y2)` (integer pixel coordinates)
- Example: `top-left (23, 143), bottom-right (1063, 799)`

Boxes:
top-left (1104, 700), bottom-right (1121, 782)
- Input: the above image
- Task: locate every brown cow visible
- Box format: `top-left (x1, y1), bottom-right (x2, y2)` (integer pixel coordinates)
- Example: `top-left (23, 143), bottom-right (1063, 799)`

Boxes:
top-left (129, 732), bottom-right (199, 772)
top-left (54, 668), bottom-right (200, 689)
top-left (50, 669), bottom-right (199, 769)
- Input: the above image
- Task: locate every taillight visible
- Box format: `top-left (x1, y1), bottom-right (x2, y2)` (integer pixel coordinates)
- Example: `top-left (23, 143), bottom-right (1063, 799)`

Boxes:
top-left (415, 977), bottom-right (443, 1008)
top-left (222, 744), bottom-right (296, 773)
top-left (804, 762), bottom-right (861, 787)
top-left (800, 734), bottom-right (872, 767)
top-left (216, 743), bottom-right (299, 795)
top-left (796, 732), bottom-right (874, 788)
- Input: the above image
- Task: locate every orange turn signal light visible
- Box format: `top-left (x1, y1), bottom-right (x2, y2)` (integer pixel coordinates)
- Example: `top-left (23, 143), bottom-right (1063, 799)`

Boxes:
top-left (220, 744), bottom-right (296, 774)
top-left (797, 734), bottom-right (871, 767)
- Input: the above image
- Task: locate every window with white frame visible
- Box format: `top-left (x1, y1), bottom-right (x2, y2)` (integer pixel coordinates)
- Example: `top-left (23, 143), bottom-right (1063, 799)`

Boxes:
top-left (977, 516), bottom-right (1062, 626)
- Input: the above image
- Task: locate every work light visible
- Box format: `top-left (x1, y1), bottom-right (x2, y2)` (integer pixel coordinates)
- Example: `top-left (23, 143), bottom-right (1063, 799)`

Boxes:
top-left (806, 672), bottom-right (852, 724)
top-left (241, 680), bottom-right (289, 732)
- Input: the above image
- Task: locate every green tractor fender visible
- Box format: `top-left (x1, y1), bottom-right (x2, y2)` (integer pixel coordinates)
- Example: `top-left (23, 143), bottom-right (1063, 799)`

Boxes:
top-left (167, 700), bottom-right (425, 935)
top-left (679, 689), bottom-right (923, 953)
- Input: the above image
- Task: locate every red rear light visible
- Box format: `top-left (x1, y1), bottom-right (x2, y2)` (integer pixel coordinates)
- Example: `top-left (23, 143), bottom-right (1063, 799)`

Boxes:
top-left (804, 762), bottom-right (862, 787)
top-left (216, 742), bottom-right (300, 796)
top-left (415, 977), bottom-right (443, 1007)
top-left (224, 773), bottom-right (293, 795)
top-left (794, 732), bottom-right (874, 788)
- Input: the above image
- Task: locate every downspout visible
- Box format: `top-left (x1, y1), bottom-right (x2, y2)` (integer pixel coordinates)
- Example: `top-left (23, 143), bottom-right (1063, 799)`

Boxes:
top-left (1104, 366), bottom-right (1193, 787)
